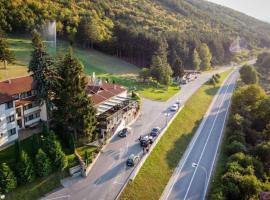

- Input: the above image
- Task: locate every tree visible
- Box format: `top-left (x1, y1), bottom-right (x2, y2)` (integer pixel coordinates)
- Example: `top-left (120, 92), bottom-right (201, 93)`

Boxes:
top-left (150, 40), bottom-right (173, 85)
top-left (139, 68), bottom-right (151, 82)
top-left (239, 175), bottom-right (261, 200)
top-left (256, 141), bottom-right (270, 171)
top-left (192, 49), bottom-right (201, 70)
top-left (76, 16), bottom-right (100, 48)
top-left (239, 65), bottom-right (258, 84)
top-left (0, 34), bottom-right (14, 69)
top-left (227, 141), bottom-right (246, 155)
top-left (0, 163), bottom-right (17, 193)
top-left (16, 150), bottom-right (35, 184)
top-left (35, 149), bottom-right (52, 177)
top-left (199, 43), bottom-right (212, 71)
top-left (42, 131), bottom-right (68, 171)
top-left (172, 58), bottom-right (185, 79)
top-left (28, 31), bottom-right (56, 125)
top-left (53, 49), bottom-right (97, 140)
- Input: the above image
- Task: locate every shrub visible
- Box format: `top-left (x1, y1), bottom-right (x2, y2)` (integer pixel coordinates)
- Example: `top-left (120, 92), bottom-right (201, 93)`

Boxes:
top-left (228, 153), bottom-right (253, 168)
top-left (35, 149), bottom-right (52, 177)
top-left (16, 150), bottom-right (35, 184)
top-left (0, 163), bottom-right (17, 193)
top-left (226, 141), bottom-right (246, 155)
top-left (42, 131), bottom-right (68, 171)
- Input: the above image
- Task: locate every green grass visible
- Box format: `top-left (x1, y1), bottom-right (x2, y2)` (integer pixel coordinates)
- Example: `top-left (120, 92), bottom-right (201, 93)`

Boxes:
top-left (99, 74), bottom-right (180, 101)
top-left (76, 146), bottom-right (97, 159)
top-left (5, 171), bottom-right (67, 200)
top-left (120, 69), bottom-right (233, 200)
top-left (0, 36), bottom-right (139, 81)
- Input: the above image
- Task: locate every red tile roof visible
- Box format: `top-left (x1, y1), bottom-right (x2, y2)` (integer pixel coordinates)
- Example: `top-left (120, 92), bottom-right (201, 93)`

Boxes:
top-left (0, 76), bottom-right (34, 104)
top-left (260, 192), bottom-right (270, 200)
top-left (86, 82), bottom-right (127, 106)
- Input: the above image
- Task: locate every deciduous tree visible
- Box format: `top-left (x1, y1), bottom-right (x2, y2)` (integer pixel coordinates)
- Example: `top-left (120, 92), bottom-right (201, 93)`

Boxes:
top-left (0, 163), bottom-right (17, 193)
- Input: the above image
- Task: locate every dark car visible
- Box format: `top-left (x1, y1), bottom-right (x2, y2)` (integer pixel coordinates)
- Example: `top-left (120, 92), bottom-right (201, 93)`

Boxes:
top-left (150, 127), bottom-right (161, 137)
top-left (126, 154), bottom-right (139, 167)
top-left (118, 128), bottom-right (129, 137)
top-left (139, 135), bottom-right (153, 147)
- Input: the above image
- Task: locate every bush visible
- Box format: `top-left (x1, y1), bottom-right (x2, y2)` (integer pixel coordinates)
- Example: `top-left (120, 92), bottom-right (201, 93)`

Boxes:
top-left (16, 150), bottom-right (35, 184)
top-left (42, 131), bottom-right (68, 171)
top-left (226, 141), bottom-right (246, 155)
top-left (35, 149), bottom-right (52, 177)
top-left (227, 134), bottom-right (246, 144)
top-left (0, 163), bottom-right (17, 193)
top-left (228, 153), bottom-right (253, 168)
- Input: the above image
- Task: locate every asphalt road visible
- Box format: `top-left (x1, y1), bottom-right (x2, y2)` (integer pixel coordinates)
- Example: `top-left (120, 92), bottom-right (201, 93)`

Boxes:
top-left (160, 69), bottom-right (239, 200)
top-left (41, 67), bottom-right (230, 200)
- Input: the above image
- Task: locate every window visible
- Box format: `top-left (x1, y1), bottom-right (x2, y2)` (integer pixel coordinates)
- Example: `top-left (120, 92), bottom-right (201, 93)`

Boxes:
top-left (5, 101), bottom-right (13, 109)
top-left (27, 91), bottom-right (32, 97)
top-left (6, 115), bottom-right (15, 123)
top-left (24, 112), bottom-right (40, 122)
top-left (20, 91), bottom-right (32, 99)
top-left (23, 101), bottom-right (39, 111)
top-left (8, 128), bottom-right (16, 136)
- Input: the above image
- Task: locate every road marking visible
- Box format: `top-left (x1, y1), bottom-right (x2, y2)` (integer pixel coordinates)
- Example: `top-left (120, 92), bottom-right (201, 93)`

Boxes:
top-left (201, 75), bottom-right (237, 200)
top-left (161, 70), bottom-right (235, 200)
top-left (183, 72), bottom-right (236, 200)
top-left (44, 195), bottom-right (70, 200)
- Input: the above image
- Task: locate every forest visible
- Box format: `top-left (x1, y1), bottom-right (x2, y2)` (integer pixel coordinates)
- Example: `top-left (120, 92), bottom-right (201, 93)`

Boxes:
top-left (1, 0), bottom-right (270, 70)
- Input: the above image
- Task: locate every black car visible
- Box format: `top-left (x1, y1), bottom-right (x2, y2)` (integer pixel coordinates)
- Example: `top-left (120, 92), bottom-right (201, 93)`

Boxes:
top-left (118, 128), bottom-right (129, 137)
top-left (126, 154), bottom-right (139, 167)
top-left (150, 127), bottom-right (161, 137)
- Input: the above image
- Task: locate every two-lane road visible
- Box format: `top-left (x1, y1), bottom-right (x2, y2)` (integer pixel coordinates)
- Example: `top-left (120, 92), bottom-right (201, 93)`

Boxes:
top-left (160, 69), bottom-right (239, 200)
top-left (42, 67), bottom-right (231, 200)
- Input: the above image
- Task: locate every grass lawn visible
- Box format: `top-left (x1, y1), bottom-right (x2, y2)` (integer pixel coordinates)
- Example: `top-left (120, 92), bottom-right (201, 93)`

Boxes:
top-left (0, 36), bottom-right (139, 81)
top-left (76, 145), bottom-right (97, 159)
top-left (120, 69), bottom-right (233, 200)
top-left (99, 74), bottom-right (180, 101)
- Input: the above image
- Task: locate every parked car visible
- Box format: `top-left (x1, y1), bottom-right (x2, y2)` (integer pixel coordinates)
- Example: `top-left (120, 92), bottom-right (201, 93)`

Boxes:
top-left (150, 127), bottom-right (161, 137)
top-left (180, 79), bottom-right (187, 85)
top-left (126, 154), bottom-right (139, 167)
top-left (170, 104), bottom-right (179, 112)
top-left (139, 135), bottom-right (153, 147)
top-left (118, 128), bottom-right (129, 137)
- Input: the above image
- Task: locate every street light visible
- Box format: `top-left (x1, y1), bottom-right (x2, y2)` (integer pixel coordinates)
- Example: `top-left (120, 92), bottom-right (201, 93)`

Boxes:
top-left (164, 112), bottom-right (170, 127)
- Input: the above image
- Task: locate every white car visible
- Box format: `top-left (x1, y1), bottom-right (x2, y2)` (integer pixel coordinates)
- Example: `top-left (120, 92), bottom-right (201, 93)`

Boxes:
top-left (170, 104), bottom-right (178, 112)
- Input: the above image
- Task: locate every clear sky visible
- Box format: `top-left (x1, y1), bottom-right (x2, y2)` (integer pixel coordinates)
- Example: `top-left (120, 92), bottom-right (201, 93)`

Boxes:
top-left (207, 0), bottom-right (270, 22)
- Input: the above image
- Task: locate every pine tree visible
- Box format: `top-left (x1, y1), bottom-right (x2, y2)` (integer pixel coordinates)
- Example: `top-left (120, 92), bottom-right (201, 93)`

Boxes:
top-left (150, 40), bottom-right (173, 85)
top-left (28, 31), bottom-right (56, 125)
top-left (35, 149), bottom-right (52, 177)
top-left (16, 150), bottom-right (35, 184)
top-left (53, 48), bottom-right (96, 140)
top-left (199, 43), bottom-right (212, 71)
top-left (172, 58), bottom-right (185, 78)
top-left (192, 49), bottom-right (201, 70)
top-left (0, 33), bottom-right (14, 69)
top-left (0, 163), bottom-right (17, 193)
top-left (42, 131), bottom-right (68, 171)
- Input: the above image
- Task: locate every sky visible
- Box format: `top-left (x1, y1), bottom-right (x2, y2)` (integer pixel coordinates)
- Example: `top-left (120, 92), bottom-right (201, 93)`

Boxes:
top-left (207, 0), bottom-right (270, 22)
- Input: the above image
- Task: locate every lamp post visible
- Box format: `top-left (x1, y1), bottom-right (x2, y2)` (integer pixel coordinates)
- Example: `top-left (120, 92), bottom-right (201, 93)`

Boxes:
top-left (164, 112), bottom-right (170, 127)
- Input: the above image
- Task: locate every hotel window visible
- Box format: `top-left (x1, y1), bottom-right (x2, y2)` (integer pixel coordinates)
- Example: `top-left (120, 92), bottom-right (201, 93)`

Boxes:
top-left (6, 115), bottom-right (15, 123)
top-left (8, 128), bottom-right (16, 136)
top-left (5, 101), bottom-right (13, 110)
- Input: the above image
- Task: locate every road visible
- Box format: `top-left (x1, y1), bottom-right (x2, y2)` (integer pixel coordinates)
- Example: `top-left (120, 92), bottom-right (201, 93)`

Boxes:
top-left (41, 67), bottom-right (230, 200)
top-left (160, 69), bottom-right (239, 200)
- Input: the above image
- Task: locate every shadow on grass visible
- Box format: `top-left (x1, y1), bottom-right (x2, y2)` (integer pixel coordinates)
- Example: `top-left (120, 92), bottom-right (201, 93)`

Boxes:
top-left (165, 120), bottom-right (202, 170)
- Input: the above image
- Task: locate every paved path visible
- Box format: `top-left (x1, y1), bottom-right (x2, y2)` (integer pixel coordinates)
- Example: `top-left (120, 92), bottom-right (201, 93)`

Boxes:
top-left (41, 67), bottom-right (230, 200)
top-left (160, 69), bottom-right (239, 200)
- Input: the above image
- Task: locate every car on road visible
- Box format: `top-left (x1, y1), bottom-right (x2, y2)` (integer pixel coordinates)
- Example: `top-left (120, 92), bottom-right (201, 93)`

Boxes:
top-left (150, 127), bottom-right (161, 137)
top-left (118, 128), bottom-right (129, 137)
top-left (126, 154), bottom-right (139, 167)
top-left (176, 100), bottom-right (181, 106)
top-left (170, 104), bottom-right (179, 112)
top-left (139, 135), bottom-right (153, 147)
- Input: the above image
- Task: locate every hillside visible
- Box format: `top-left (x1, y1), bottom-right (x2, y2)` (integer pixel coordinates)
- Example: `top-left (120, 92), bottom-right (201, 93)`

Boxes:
top-left (1, 0), bottom-right (270, 69)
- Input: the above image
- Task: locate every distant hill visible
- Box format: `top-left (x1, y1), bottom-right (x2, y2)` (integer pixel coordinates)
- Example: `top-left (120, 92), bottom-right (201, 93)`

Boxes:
top-left (1, 0), bottom-right (270, 69)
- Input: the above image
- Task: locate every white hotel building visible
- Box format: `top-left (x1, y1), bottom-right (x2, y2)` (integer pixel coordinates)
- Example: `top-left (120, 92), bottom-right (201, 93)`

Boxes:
top-left (0, 76), bottom-right (47, 147)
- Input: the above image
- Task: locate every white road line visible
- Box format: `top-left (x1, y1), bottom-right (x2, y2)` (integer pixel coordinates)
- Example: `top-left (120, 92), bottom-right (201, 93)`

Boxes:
top-left (183, 72), bottom-right (236, 200)
top-left (202, 74), bottom-right (238, 200)
top-left (44, 195), bottom-right (70, 200)
top-left (161, 70), bottom-right (235, 200)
